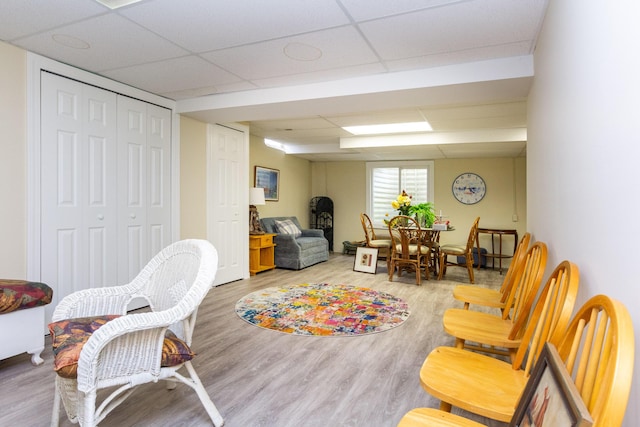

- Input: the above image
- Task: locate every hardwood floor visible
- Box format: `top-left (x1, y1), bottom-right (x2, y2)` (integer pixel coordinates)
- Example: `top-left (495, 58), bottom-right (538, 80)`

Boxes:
top-left (0, 253), bottom-right (509, 427)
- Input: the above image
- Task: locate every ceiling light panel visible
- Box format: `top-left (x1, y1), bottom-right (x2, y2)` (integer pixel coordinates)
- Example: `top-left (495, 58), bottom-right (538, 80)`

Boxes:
top-left (95, 0), bottom-right (142, 10)
top-left (343, 121), bottom-right (432, 135)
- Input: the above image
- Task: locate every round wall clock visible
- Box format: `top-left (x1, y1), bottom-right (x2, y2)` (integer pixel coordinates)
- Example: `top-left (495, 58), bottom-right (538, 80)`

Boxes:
top-left (452, 172), bottom-right (486, 205)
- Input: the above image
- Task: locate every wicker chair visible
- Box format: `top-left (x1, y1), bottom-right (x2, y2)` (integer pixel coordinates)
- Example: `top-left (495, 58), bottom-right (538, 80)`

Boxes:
top-left (50, 239), bottom-right (224, 427)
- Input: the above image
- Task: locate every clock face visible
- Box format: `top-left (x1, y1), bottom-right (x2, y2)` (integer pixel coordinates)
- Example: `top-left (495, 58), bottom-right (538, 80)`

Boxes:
top-left (452, 173), bottom-right (486, 205)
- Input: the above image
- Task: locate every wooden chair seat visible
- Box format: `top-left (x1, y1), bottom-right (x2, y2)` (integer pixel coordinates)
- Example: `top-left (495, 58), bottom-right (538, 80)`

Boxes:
top-left (368, 239), bottom-right (392, 249)
top-left (443, 309), bottom-right (517, 349)
top-left (420, 346), bottom-right (527, 422)
top-left (397, 407), bottom-right (485, 427)
top-left (439, 244), bottom-right (466, 255)
top-left (451, 285), bottom-right (502, 308)
top-left (394, 243), bottom-right (430, 256)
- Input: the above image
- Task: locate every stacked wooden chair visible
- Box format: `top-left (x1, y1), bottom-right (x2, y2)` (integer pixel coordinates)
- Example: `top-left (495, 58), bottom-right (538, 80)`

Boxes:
top-left (397, 294), bottom-right (634, 427)
top-left (419, 260), bottom-right (580, 422)
top-left (443, 241), bottom-right (548, 361)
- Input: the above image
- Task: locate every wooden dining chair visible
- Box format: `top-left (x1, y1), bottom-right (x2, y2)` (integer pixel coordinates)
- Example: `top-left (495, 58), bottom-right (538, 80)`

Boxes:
top-left (397, 294), bottom-right (634, 427)
top-left (419, 260), bottom-right (580, 423)
top-left (452, 232), bottom-right (531, 312)
top-left (360, 212), bottom-right (392, 271)
top-left (388, 215), bottom-right (430, 285)
top-left (443, 242), bottom-right (549, 361)
top-left (438, 217), bottom-right (480, 283)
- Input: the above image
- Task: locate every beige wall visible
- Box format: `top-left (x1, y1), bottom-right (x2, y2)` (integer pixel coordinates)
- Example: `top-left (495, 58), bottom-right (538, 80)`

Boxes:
top-left (179, 116), bottom-right (208, 239)
top-left (249, 135), bottom-right (312, 227)
top-left (0, 41), bottom-right (27, 278)
top-left (312, 157), bottom-right (527, 259)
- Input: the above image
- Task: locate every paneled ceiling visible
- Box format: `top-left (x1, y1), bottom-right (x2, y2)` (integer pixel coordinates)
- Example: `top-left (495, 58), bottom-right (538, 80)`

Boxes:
top-left (1, 0), bottom-right (549, 161)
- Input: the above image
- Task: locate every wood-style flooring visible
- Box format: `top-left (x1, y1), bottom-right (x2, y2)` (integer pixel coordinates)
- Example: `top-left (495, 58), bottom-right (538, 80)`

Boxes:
top-left (0, 253), bottom-right (509, 427)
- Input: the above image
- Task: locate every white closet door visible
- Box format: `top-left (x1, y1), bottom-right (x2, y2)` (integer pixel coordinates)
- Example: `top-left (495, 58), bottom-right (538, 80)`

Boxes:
top-left (117, 96), bottom-right (172, 285)
top-left (207, 124), bottom-right (246, 285)
top-left (146, 103), bottom-right (172, 259)
top-left (40, 73), bottom-right (118, 321)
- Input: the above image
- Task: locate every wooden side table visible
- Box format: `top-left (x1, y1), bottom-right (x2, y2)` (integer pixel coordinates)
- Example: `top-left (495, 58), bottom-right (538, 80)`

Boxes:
top-left (477, 228), bottom-right (518, 274)
top-left (249, 233), bottom-right (276, 275)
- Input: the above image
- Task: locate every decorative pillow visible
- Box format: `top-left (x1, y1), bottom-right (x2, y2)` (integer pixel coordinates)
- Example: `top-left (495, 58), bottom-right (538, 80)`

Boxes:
top-left (48, 315), bottom-right (195, 379)
top-left (275, 219), bottom-right (302, 238)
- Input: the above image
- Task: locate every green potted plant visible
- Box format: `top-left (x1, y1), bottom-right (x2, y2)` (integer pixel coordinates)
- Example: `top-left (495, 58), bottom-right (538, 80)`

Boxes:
top-left (410, 202), bottom-right (436, 228)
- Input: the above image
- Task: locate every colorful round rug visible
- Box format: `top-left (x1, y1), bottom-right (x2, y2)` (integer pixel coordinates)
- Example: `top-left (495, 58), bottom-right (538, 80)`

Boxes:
top-left (235, 283), bottom-right (410, 336)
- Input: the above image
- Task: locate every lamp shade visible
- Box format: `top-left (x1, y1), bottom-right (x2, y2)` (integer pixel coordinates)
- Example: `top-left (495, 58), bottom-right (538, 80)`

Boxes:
top-left (250, 187), bottom-right (266, 206)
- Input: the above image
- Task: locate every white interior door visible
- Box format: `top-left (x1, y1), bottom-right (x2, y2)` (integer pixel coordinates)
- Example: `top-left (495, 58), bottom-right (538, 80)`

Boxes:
top-left (207, 124), bottom-right (248, 284)
top-left (40, 72), bottom-right (118, 322)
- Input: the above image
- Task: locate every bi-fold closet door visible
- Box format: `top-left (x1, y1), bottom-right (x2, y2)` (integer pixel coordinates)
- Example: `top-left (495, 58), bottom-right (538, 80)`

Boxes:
top-left (40, 72), bottom-right (171, 320)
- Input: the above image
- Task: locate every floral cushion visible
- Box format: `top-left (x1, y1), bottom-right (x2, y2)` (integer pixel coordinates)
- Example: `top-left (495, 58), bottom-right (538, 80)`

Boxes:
top-left (275, 219), bottom-right (302, 238)
top-left (0, 279), bottom-right (53, 314)
top-left (48, 315), bottom-right (195, 379)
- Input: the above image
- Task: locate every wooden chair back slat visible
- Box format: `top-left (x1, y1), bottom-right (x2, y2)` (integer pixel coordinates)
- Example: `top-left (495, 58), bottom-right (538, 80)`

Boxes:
top-left (502, 242), bottom-right (547, 322)
top-left (553, 295), bottom-right (634, 426)
top-left (511, 261), bottom-right (579, 372)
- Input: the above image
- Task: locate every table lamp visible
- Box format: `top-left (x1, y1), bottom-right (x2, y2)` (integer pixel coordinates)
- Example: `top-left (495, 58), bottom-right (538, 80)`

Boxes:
top-left (249, 187), bottom-right (266, 234)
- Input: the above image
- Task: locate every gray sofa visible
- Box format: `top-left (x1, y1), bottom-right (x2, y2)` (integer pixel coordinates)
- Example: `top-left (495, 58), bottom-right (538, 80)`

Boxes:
top-left (260, 216), bottom-right (329, 270)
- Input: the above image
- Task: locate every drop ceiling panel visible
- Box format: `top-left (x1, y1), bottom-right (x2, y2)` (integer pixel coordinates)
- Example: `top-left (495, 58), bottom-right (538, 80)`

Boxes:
top-left (0, 0), bottom-right (106, 40)
top-left (340, 0), bottom-right (464, 22)
top-left (103, 55), bottom-right (242, 94)
top-left (201, 27), bottom-right (378, 80)
top-left (359, 0), bottom-right (542, 61)
top-left (119, 0), bottom-right (350, 52)
top-left (13, 14), bottom-right (187, 72)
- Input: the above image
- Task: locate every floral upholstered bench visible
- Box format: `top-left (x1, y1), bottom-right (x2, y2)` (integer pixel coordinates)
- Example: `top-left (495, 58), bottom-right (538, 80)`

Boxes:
top-left (0, 279), bottom-right (53, 365)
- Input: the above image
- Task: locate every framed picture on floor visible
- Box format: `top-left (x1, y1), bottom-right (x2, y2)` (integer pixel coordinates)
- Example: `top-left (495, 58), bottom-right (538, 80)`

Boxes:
top-left (353, 247), bottom-right (378, 274)
top-left (510, 343), bottom-right (593, 427)
top-left (255, 166), bottom-right (280, 201)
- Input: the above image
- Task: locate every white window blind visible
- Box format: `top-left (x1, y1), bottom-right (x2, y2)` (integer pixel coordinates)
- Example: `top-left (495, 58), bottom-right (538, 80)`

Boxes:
top-left (366, 161), bottom-right (434, 227)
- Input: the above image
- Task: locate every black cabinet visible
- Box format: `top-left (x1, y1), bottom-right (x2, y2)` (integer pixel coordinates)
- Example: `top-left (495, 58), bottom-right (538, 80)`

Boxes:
top-left (310, 197), bottom-right (333, 251)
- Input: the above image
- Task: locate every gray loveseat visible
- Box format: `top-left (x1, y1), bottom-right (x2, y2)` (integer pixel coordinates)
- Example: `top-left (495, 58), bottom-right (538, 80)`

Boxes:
top-left (260, 216), bottom-right (329, 270)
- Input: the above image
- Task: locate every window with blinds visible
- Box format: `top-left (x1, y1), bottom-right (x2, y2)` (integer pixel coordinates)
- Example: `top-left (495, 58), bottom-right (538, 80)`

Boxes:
top-left (366, 161), bottom-right (435, 227)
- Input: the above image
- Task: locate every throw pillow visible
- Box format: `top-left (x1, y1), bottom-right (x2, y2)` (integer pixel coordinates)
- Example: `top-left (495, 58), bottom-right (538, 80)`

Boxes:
top-left (275, 219), bottom-right (302, 238)
top-left (49, 315), bottom-right (195, 379)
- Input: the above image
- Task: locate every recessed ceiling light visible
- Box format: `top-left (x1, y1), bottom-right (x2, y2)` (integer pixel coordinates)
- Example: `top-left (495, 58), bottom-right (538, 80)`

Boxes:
top-left (283, 42), bottom-right (322, 61)
top-left (343, 121), bottom-right (433, 135)
top-left (94, 0), bottom-right (142, 9)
